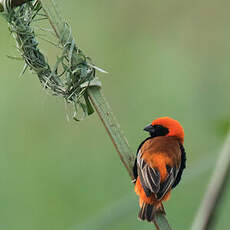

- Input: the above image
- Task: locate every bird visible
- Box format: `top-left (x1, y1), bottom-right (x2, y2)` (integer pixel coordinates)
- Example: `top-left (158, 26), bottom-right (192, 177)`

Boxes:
top-left (133, 117), bottom-right (186, 222)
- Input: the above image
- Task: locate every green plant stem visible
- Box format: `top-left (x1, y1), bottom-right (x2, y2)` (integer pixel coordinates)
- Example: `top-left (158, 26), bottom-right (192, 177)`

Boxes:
top-left (39, 1), bottom-right (174, 229)
top-left (191, 132), bottom-right (230, 230)
top-left (41, 0), bottom-right (136, 179)
top-left (39, 0), bottom-right (138, 180)
top-left (154, 213), bottom-right (172, 230)
top-left (88, 87), bottom-right (135, 179)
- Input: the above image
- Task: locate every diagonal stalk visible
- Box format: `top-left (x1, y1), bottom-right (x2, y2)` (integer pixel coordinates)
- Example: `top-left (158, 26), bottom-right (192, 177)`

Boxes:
top-left (88, 87), bottom-right (135, 179)
top-left (39, 1), bottom-right (173, 229)
top-left (191, 132), bottom-right (230, 230)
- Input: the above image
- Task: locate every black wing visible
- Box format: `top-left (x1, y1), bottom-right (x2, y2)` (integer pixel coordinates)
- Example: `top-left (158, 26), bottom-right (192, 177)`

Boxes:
top-left (156, 165), bottom-right (177, 199)
top-left (172, 143), bottom-right (186, 188)
top-left (133, 137), bottom-right (152, 180)
top-left (137, 153), bottom-right (160, 196)
top-left (137, 152), bottom-right (179, 200)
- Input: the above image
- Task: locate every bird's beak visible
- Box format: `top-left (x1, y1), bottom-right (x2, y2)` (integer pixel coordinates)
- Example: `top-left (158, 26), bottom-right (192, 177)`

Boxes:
top-left (143, 124), bottom-right (154, 132)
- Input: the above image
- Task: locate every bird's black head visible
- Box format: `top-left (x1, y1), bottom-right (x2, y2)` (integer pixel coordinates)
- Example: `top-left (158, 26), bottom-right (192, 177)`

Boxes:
top-left (144, 124), bottom-right (169, 138)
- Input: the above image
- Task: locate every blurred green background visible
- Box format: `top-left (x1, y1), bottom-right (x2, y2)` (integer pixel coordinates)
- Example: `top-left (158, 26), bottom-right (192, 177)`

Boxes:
top-left (0, 0), bottom-right (230, 229)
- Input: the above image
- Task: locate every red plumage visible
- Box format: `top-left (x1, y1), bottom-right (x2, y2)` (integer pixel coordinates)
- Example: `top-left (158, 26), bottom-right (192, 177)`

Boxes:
top-left (133, 117), bottom-right (186, 222)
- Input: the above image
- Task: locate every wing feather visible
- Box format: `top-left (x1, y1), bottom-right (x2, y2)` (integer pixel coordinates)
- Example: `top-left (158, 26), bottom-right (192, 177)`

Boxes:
top-left (137, 152), bottom-right (179, 200)
top-left (156, 167), bottom-right (177, 200)
top-left (137, 152), bottom-right (161, 196)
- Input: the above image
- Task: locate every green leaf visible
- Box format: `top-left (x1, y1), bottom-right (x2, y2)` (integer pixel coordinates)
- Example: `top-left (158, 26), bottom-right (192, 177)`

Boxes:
top-left (84, 93), bottom-right (94, 115)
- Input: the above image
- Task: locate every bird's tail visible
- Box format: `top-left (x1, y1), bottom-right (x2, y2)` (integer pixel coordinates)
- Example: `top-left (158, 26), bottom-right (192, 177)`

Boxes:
top-left (138, 202), bottom-right (165, 222)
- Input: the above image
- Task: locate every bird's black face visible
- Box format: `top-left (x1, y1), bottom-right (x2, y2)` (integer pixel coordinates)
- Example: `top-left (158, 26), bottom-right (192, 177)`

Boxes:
top-left (144, 124), bottom-right (169, 138)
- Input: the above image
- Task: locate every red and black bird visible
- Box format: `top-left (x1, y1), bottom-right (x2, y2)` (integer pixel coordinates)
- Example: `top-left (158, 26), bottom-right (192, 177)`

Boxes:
top-left (133, 117), bottom-right (186, 222)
